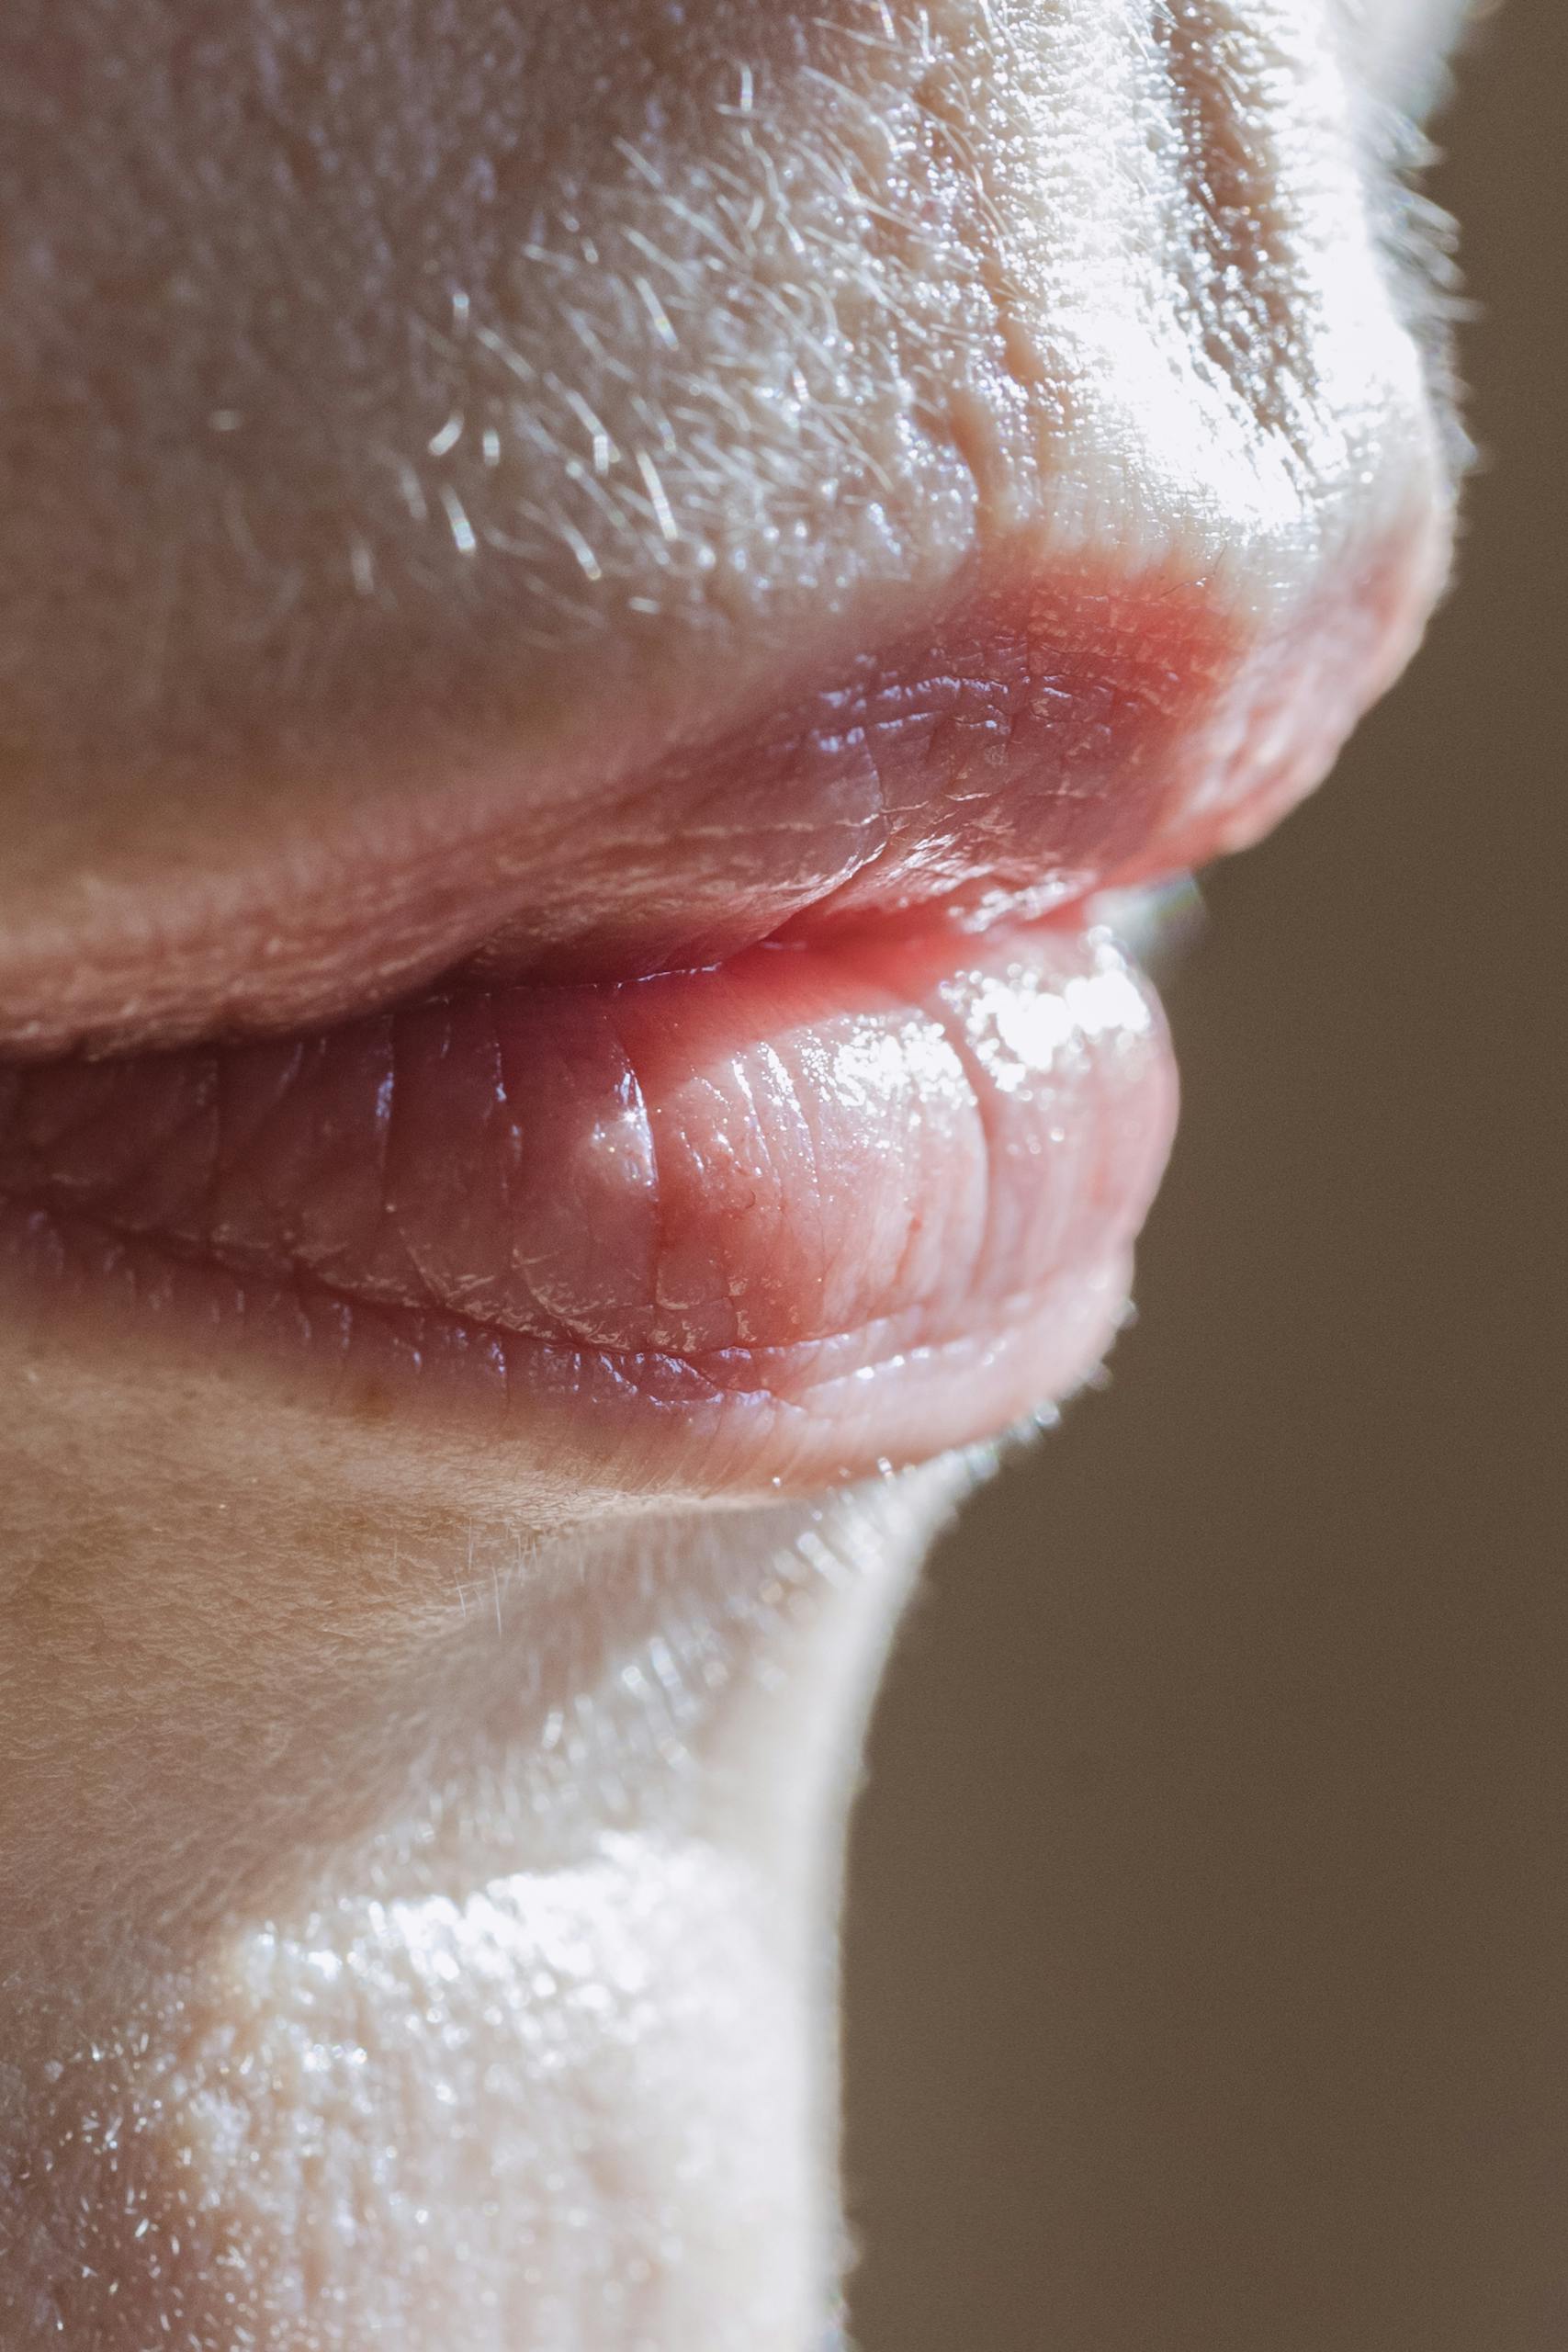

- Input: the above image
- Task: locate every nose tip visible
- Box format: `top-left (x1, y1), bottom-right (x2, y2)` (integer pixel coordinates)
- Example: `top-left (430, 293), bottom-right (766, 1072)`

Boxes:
top-left (930, 0), bottom-right (1454, 600)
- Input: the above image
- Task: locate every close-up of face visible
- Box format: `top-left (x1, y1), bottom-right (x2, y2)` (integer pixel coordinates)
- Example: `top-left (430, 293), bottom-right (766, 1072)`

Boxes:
top-left (0, 2), bottom-right (1497, 2346)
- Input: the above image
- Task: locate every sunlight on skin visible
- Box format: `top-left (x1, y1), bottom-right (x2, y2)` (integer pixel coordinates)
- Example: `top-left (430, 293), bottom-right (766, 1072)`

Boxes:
top-left (0, 0), bottom-right (1474, 2342)
top-left (3, 1423), bottom-right (979, 2346)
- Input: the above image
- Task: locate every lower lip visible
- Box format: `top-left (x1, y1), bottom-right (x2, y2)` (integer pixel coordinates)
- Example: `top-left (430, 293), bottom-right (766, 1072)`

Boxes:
top-left (0, 915), bottom-right (1176, 1493)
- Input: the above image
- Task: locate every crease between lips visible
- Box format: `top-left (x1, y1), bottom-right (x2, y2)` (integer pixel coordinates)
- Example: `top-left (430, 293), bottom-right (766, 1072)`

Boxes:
top-left (0, 521), bottom-right (1441, 1479)
top-left (0, 519), bottom-right (1439, 1062)
top-left (0, 922), bottom-right (1176, 1400)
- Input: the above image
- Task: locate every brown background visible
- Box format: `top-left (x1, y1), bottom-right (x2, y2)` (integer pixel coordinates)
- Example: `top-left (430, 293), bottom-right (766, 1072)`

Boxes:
top-left (844, 6), bottom-right (1566, 2346)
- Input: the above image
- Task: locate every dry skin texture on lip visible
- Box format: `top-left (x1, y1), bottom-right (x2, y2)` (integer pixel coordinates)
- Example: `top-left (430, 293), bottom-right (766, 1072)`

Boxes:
top-left (0, 922), bottom-right (1176, 1490)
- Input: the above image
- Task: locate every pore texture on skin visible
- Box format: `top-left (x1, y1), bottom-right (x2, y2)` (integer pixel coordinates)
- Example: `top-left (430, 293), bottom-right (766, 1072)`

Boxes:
top-left (0, 0), bottom-right (1452, 1023)
top-left (0, 1467), bottom-right (974, 2349)
top-left (0, 0), bottom-right (1474, 2346)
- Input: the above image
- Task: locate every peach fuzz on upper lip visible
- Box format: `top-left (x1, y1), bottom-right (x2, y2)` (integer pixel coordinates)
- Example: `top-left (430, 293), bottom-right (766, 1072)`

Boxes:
top-left (0, 917), bottom-right (1175, 1493)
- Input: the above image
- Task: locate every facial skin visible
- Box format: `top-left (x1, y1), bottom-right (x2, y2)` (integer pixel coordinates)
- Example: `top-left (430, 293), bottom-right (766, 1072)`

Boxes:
top-left (0, 3), bottom-right (1471, 2346)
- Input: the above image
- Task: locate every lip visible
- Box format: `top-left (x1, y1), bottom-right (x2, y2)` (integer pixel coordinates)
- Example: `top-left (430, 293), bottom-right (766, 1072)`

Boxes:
top-left (0, 914), bottom-right (1170, 1490)
top-left (0, 523), bottom-right (1441, 1063)
top-left (0, 526), bottom-right (1443, 1491)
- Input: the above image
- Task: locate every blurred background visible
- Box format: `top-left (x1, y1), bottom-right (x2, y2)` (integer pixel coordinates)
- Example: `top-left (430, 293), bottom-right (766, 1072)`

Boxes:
top-left (844, 4), bottom-right (1565, 2346)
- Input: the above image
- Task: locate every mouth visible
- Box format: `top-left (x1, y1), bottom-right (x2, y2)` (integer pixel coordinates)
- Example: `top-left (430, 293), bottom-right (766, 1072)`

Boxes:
top-left (0, 524), bottom-right (1442, 1496)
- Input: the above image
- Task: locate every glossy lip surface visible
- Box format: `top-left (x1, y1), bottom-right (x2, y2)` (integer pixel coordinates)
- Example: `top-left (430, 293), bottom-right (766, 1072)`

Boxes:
top-left (0, 530), bottom-right (1440, 1494)
top-left (0, 919), bottom-right (1173, 1494)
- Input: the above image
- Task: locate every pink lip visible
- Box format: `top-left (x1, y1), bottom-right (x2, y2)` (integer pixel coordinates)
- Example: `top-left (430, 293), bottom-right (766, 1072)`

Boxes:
top-left (0, 919), bottom-right (1174, 1490)
top-left (0, 522), bottom-right (1439, 1063)
top-left (0, 524), bottom-right (1443, 1489)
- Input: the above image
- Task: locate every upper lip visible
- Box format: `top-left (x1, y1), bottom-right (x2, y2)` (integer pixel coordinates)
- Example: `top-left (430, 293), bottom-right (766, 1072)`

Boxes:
top-left (0, 524), bottom-right (1442, 1065)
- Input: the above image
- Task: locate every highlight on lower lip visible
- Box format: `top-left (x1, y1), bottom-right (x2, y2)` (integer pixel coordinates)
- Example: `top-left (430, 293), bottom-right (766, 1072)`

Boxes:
top-left (0, 918), bottom-right (1176, 1491)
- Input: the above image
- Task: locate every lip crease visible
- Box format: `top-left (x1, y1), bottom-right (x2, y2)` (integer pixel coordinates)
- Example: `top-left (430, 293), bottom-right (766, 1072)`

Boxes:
top-left (0, 523), bottom-right (1443, 1490)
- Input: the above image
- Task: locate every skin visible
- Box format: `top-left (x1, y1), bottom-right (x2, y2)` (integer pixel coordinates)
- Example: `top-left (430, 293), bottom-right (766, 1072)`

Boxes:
top-left (0, 3), bottom-right (1472, 2345)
